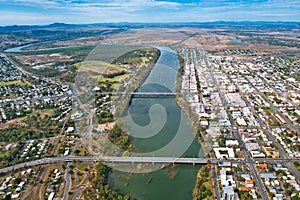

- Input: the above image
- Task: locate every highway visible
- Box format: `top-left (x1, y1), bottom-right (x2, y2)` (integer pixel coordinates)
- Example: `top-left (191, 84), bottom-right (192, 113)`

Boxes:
top-left (65, 85), bottom-right (93, 199)
top-left (63, 162), bottom-right (71, 200)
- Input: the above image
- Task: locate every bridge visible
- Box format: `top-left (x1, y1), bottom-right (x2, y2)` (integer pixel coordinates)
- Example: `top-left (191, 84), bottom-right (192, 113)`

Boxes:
top-left (93, 91), bottom-right (176, 98)
top-left (0, 157), bottom-right (209, 174)
top-left (1, 156), bottom-right (300, 174)
top-left (132, 92), bottom-right (176, 98)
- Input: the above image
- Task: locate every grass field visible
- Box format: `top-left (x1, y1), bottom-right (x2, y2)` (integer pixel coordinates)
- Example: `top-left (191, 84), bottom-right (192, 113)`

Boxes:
top-left (79, 61), bottom-right (127, 75)
top-left (98, 74), bottom-right (131, 83)
top-left (0, 80), bottom-right (28, 86)
top-left (111, 83), bottom-right (121, 90)
top-left (77, 163), bottom-right (88, 171)
top-left (73, 62), bottom-right (82, 69)
top-left (0, 151), bottom-right (10, 158)
top-left (295, 162), bottom-right (300, 172)
top-left (39, 109), bottom-right (55, 118)
top-left (141, 57), bottom-right (149, 63)
top-left (80, 60), bottom-right (130, 92)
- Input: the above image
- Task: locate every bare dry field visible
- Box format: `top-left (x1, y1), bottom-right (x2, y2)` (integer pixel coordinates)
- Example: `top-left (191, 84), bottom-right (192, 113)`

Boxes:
top-left (38, 27), bottom-right (204, 48)
top-left (99, 28), bottom-right (189, 45)
top-left (14, 54), bottom-right (72, 66)
top-left (42, 27), bottom-right (223, 48)
top-left (12, 27), bottom-right (299, 56)
top-left (188, 33), bottom-right (232, 49)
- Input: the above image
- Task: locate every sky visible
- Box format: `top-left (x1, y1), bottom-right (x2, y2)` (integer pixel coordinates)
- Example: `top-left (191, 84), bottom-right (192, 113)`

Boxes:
top-left (0, 0), bottom-right (299, 25)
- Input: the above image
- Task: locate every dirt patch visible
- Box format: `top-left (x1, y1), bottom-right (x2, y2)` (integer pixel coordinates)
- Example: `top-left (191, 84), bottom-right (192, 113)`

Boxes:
top-left (0, 118), bottom-right (26, 130)
top-left (14, 54), bottom-right (72, 66)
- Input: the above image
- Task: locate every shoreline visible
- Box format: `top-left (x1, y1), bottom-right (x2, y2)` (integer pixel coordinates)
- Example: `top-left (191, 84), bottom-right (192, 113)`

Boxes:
top-left (173, 48), bottom-right (215, 200)
top-left (174, 52), bottom-right (207, 157)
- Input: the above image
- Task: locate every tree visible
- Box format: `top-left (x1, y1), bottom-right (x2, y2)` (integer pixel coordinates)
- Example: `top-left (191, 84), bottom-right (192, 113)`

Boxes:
top-left (237, 176), bottom-right (245, 182)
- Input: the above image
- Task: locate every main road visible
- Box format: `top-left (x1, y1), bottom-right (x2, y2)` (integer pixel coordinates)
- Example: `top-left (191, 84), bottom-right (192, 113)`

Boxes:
top-left (1, 156), bottom-right (300, 174)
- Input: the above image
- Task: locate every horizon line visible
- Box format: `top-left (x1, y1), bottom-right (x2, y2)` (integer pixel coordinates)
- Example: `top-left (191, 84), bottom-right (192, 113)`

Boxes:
top-left (1, 20), bottom-right (300, 27)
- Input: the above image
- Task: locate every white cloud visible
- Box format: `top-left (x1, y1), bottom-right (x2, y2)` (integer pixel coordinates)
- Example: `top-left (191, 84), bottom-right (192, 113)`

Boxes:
top-left (0, 0), bottom-right (299, 25)
top-left (0, 11), bottom-right (63, 25)
top-left (2, 0), bottom-right (195, 9)
top-left (11, 0), bottom-right (60, 6)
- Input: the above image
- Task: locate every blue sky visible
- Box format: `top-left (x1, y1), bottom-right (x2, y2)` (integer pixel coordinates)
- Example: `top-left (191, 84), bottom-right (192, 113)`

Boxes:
top-left (0, 0), bottom-right (299, 25)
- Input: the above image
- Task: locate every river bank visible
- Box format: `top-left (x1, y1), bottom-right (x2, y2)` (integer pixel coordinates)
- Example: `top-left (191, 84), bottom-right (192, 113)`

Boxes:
top-left (174, 52), bottom-right (208, 156)
top-left (192, 165), bottom-right (214, 200)
top-left (173, 48), bottom-right (215, 200)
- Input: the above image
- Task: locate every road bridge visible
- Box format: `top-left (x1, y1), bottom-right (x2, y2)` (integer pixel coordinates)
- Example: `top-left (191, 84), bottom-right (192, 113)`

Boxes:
top-left (94, 91), bottom-right (177, 98)
top-left (1, 156), bottom-right (300, 174)
top-left (132, 92), bottom-right (176, 98)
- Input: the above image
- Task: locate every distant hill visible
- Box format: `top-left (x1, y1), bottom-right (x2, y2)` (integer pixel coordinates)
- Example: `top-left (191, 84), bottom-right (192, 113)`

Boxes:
top-left (0, 21), bottom-right (299, 33)
top-left (0, 23), bottom-right (87, 33)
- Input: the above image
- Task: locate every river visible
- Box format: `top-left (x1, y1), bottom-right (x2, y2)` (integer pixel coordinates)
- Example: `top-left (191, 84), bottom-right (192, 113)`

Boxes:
top-left (4, 43), bottom-right (84, 53)
top-left (109, 46), bottom-right (203, 200)
top-left (231, 38), bottom-right (248, 45)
